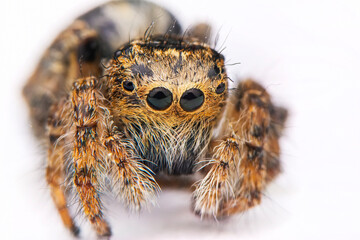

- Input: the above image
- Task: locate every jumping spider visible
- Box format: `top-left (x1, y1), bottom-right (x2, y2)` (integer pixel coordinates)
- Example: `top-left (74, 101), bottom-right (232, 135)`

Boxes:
top-left (23, 0), bottom-right (287, 238)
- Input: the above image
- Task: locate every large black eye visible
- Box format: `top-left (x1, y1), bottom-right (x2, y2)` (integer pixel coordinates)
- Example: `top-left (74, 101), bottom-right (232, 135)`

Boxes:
top-left (147, 87), bottom-right (173, 110)
top-left (180, 88), bottom-right (204, 112)
top-left (123, 81), bottom-right (135, 91)
top-left (215, 82), bottom-right (226, 94)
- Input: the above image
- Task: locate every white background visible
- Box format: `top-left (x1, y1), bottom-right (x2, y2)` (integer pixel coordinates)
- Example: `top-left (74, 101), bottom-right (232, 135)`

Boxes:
top-left (1, 0), bottom-right (360, 239)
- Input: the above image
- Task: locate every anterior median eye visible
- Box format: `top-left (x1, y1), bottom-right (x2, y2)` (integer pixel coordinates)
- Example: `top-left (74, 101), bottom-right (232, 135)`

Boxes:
top-left (180, 88), bottom-right (204, 112)
top-left (147, 87), bottom-right (173, 110)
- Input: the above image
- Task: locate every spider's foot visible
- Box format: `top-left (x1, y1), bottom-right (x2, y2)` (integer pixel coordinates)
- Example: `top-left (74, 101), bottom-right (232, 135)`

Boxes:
top-left (218, 192), bottom-right (261, 217)
top-left (70, 225), bottom-right (80, 237)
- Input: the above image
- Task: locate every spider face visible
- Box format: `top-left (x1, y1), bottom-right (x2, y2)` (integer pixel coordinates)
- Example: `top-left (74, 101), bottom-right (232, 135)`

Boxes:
top-left (108, 37), bottom-right (228, 121)
top-left (105, 37), bottom-right (228, 174)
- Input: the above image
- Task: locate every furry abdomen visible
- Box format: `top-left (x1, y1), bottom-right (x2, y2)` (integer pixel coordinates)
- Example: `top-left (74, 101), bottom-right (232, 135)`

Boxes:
top-left (127, 123), bottom-right (212, 175)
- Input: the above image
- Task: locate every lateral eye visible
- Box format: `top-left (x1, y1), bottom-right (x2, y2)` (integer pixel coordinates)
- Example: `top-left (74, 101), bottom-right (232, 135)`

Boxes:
top-left (215, 82), bottom-right (226, 94)
top-left (147, 87), bottom-right (173, 110)
top-left (123, 81), bottom-right (135, 91)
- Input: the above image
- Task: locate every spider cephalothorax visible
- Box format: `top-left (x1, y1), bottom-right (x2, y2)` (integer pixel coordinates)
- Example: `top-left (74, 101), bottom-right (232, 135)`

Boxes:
top-left (23, 0), bottom-right (287, 238)
top-left (105, 36), bottom-right (228, 174)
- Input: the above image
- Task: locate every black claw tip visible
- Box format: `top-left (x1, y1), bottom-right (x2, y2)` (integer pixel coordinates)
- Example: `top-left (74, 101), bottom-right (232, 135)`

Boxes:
top-left (71, 225), bottom-right (80, 237)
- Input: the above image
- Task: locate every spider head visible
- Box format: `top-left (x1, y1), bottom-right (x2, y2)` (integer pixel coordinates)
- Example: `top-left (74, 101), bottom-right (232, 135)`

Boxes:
top-left (107, 36), bottom-right (228, 128)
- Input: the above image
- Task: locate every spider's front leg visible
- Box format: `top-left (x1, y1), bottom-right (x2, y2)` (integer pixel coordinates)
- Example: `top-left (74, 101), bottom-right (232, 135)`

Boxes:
top-left (194, 79), bottom-right (287, 218)
top-left (71, 77), bottom-right (111, 236)
top-left (102, 124), bottom-right (160, 211)
top-left (70, 77), bottom-right (159, 236)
